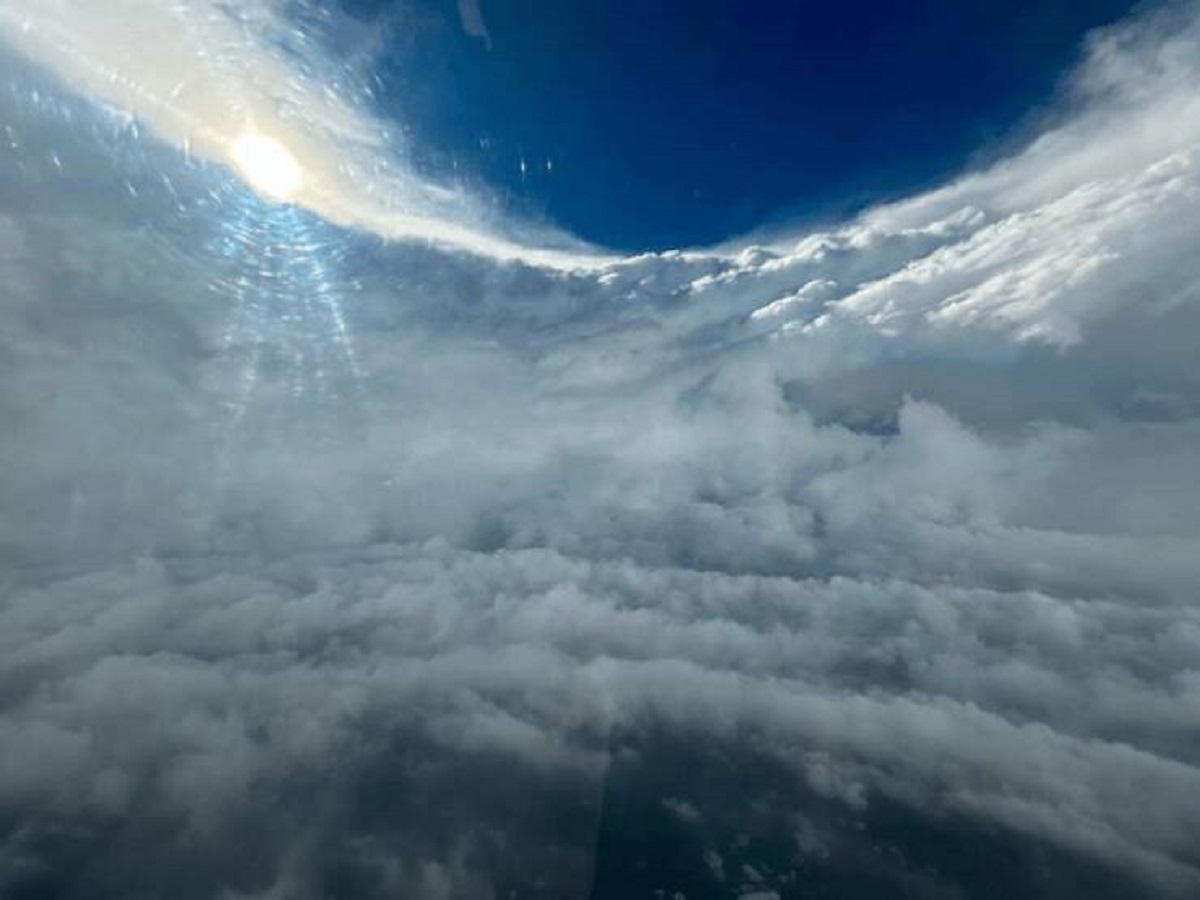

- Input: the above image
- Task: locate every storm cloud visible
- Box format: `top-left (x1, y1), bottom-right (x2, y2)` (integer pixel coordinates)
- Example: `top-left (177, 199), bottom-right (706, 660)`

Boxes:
top-left (1, 2), bottom-right (1200, 898)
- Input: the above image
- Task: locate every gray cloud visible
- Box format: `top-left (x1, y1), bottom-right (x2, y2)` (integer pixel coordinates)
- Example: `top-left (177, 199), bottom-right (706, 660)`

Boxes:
top-left (457, 0), bottom-right (493, 50)
top-left (1, 2), bottom-right (1200, 898)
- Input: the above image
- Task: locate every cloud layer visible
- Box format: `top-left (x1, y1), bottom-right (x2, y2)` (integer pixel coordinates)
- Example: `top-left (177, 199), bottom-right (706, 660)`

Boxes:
top-left (2, 2), bottom-right (1200, 898)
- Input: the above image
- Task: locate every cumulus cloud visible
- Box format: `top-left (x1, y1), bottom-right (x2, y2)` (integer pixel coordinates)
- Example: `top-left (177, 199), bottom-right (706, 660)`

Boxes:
top-left (1, 2), bottom-right (1199, 898)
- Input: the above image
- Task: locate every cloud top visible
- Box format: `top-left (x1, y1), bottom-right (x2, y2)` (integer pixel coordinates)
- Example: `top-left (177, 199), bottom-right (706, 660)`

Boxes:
top-left (1, 2), bottom-right (1199, 898)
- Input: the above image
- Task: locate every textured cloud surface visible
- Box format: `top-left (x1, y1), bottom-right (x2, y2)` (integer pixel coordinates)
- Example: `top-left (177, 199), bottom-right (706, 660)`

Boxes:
top-left (2, 2), bottom-right (1200, 899)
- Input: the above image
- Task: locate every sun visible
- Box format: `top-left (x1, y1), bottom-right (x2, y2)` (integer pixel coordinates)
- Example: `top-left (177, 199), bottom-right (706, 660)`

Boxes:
top-left (230, 132), bottom-right (304, 202)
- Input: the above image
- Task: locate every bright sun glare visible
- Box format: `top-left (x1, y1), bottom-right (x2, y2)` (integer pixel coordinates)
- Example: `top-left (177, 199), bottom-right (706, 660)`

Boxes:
top-left (231, 132), bottom-right (304, 202)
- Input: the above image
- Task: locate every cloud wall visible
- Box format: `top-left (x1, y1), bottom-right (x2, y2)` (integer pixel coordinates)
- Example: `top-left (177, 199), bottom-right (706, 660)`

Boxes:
top-left (1, 2), bottom-right (1199, 898)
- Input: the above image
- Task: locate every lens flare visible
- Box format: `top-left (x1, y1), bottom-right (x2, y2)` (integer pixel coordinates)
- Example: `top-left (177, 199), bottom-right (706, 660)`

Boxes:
top-left (231, 132), bottom-right (303, 202)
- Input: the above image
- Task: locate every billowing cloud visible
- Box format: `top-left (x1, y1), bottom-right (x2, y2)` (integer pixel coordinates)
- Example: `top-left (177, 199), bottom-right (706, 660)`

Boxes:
top-left (1, 2), bottom-right (1199, 898)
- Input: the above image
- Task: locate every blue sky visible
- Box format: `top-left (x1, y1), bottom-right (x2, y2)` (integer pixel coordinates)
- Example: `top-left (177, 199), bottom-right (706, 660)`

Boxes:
top-left (356, 0), bottom-right (1140, 249)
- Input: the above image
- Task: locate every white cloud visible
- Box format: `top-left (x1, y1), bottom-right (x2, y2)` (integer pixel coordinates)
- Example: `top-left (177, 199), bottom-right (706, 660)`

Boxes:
top-left (1, 1), bottom-right (1199, 898)
top-left (0, 0), bottom-right (603, 267)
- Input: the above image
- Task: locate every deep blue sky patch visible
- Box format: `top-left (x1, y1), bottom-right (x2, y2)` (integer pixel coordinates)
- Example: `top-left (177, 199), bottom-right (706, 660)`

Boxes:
top-left (348, 0), bottom-right (1142, 250)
